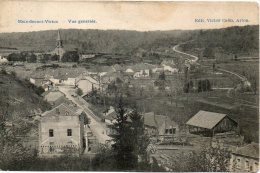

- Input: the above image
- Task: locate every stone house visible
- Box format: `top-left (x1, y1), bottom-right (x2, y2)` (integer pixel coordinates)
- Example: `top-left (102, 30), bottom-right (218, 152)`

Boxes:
top-left (229, 143), bottom-right (259, 172)
top-left (39, 103), bottom-right (86, 157)
top-left (143, 112), bottom-right (179, 141)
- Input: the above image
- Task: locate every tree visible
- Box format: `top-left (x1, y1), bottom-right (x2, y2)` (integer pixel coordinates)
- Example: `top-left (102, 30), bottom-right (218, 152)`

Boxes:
top-left (111, 96), bottom-right (136, 170)
top-left (76, 88), bottom-right (83, 96)
top-left (50, 54), bottom-right (59, 61)
top-left (61, 51), bottom-right (79, 62)
top-left (186, 144), bottom-right (231, 172)
top-left (0, 90), bottom-right (36, 170)
top-left (158, 71), bottom-right (166, 81)
top-left (198, 79), bottom-right (212, 92)
top-left (234, 54), bottom-right (238, 61)
top-left (129, 108), bottom-right (150, 164)
top-left (26, 53), bottom-right (37, 63)
top-left (203, 46), bottom-right (215, 58)
top-left (81, 112), bottom-right (91, 125)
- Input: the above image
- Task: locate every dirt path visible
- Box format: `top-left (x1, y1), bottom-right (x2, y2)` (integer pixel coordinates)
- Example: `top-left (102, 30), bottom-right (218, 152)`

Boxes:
top-left (172, 43), bottom-right (257, 107)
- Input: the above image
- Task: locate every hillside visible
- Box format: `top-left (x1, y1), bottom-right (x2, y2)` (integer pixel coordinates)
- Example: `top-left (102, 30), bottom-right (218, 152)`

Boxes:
top-left (0, 71), bottom-right (50, 121)
top-left (181, 25), bottom-right (259, 56)
top-left (0, 26), bottom-right (258, 55)
top-left (0, 29), bottom-right (194, 54)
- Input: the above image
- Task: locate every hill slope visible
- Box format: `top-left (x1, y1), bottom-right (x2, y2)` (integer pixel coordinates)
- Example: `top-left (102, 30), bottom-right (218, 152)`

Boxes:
top-left (0, 71), bottom-right (50, 120)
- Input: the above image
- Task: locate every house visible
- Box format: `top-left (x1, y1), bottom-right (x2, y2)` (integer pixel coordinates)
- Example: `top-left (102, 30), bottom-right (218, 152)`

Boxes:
top-left (162, 64), bottom-right (178, 74)
top-left (186, 110), bottom-right (238, 137)
top-left (127, 63), bottom-right (155, 79)
top-left (143, 112), bottom-right (179, 141)
top-left (39, 103), bottom-right (86, 157)
top-left (29, 73), bottom-right (53, 90)
top-left (76, 75), bottom-right (100, 95)
top-left (42, 89), bottom-right (70, 107)
top-left (230, 143), bottom-right (259, 172)
top-left (134, 69), bottom-right (150, 78)
top-left (104, 107), bottom-right (132, 136)
top-left (125, 68), bottom-right (134, 73)
top-left (79, 54), bottom-right (95, 61)
top-left (152, 67), bottom-right (164, 73)
top-left (0, 56), bottom-right (8, 64)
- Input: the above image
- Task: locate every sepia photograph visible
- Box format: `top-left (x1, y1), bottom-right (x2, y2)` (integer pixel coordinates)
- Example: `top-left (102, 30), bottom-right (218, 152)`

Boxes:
top-left (0, 1), bottom-right (259, 172)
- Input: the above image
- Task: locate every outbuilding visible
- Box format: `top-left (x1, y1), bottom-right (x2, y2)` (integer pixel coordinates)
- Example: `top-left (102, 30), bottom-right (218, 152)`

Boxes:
top-left (186, 110), bottom-right (238, 137)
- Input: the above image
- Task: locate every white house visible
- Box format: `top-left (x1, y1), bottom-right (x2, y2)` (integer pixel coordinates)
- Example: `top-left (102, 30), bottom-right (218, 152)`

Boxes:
top-left (0, 56), bottom-right (8, 65)
top-left (125, 68), bottom-right (134, 73)
top-left (133, 69), bottom-right (150, 79)
top-left (162, 64), bottom-right (178, 73)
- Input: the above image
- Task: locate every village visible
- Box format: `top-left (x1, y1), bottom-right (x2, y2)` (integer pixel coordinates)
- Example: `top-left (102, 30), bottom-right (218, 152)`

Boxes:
top-left (0, 29), bottom-right (259, 172)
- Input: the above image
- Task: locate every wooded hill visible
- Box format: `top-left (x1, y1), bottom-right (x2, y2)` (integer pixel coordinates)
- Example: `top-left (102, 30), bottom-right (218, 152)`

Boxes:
top-left (182, 25), bottom-right (259, 55)
top-left (0, 29), bottom-right (193, 54)
top-left (0, 25), bottom-right (258, 55)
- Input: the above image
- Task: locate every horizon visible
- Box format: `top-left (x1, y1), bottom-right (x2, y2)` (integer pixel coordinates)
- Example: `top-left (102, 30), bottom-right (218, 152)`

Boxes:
top-left (0, 1), bottom-right (258, 33)
top-left (0, 24), bottom-right (258, 34)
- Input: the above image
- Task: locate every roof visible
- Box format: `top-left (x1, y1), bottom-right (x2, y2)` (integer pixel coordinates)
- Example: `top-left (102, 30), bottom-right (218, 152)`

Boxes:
top-left (186, 110), bottom-right (229, 129)
top-left (105, 110), bottom-right (117, 121)
top-left (104, 108), bottom-right (132, 122)
top-left (38, 67), bottom-right (86, 80)
top-left (143, 112), bottom-right (178, 129)
top-left (128, 63), bottom-right (156, 72)
top-left (42, 90), bottom-right (65, 102)
top-left (233, 143), bottom-right (259, 159)
top-left (42, 103), bottom-right (82, 117)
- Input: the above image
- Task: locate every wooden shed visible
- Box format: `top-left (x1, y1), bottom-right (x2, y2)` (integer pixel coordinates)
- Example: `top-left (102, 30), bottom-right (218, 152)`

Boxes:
top-left (186, 110), bottom-right (238, 137)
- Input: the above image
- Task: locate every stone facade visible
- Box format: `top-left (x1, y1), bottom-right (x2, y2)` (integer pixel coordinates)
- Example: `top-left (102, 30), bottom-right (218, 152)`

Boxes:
top-left (38, 103), bottom-right (86, 157)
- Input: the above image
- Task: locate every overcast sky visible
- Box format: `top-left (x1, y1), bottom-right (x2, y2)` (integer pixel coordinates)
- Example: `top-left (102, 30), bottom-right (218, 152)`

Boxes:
top-left (0, 1), bottom-right (258, 33)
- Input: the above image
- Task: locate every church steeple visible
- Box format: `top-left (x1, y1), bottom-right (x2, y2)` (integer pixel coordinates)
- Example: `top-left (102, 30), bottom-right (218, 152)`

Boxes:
top-left (51, 29), bottom-right (65, 61)
top-left (56, 30), bottom-right (63, 48)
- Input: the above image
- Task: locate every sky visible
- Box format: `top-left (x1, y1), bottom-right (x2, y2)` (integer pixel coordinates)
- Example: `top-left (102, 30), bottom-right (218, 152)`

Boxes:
top-left (0, 1), bottom-right (258, 33)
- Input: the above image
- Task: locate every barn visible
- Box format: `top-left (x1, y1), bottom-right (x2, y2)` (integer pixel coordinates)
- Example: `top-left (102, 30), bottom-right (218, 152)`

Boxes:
top-left (186, 110), bottom-right (238, 137)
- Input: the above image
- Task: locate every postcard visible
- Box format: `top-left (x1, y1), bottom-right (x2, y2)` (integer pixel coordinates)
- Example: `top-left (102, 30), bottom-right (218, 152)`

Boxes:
top-left (0, 0), bottom-right (259, 172)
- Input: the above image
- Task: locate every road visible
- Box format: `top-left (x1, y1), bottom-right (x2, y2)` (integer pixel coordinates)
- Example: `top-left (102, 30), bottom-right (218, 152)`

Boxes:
top-left (58, 86), bottom-right (112, 144)
top-left (173, 44), bottom-right (199, 63)
top-left (172, 43), bottom-right (249, 82)
top-left (172, 43), bottom-right (258, 107)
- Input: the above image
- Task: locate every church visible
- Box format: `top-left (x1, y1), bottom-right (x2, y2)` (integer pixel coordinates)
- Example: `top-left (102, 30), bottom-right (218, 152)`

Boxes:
top-left (51, 30), bottom-right (66, 61)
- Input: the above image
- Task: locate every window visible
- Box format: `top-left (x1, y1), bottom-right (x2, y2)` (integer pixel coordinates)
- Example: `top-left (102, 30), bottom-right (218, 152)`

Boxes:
top-left (254, 162), bottom-right (259, 172)
top-left (165, 129), bottom-right (169, 134)
top-left (245, 160), bottom-right (249, 171)
top-left (236, 158), bottom-right (241, 169)
top-left (49, 129), bottom-right (54, 137)
top-left (67, 129), bottom-right (72, 136)
top-left (169, 128), bottom-right (176, 134)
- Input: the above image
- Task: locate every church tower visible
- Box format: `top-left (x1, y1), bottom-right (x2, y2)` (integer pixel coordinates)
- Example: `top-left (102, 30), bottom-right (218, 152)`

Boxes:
top-left (56, 30), bottom-right (63, 48)
top-left (51, 29), bottom-right (65, 61)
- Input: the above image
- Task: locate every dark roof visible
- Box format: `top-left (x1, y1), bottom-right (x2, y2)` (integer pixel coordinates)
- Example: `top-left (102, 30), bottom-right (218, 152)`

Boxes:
top-left (143, 112), bottom-right (178, 129)
top-left (186, 110), bottom-right (234, 129)
top-left (233, 143), bottom-right (259, 159)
